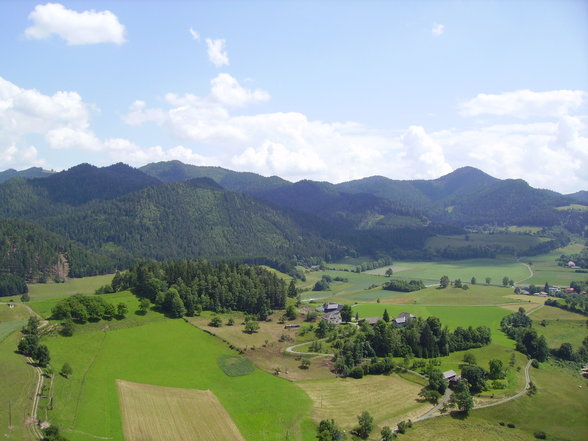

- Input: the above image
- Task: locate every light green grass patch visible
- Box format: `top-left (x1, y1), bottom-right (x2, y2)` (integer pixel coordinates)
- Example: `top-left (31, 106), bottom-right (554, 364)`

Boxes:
top-left (217, 355), bottom-right (255, 377)
top-left (0, 320), bottom-right (26, 342)
top-left (555, 204), bottom-right (588, 211)
top-left (28, 274), bottom-right (115, 299)
top-left (365, 259), bottom-right (530, 286)
top-left (426, 233), bottom-right (545, 254)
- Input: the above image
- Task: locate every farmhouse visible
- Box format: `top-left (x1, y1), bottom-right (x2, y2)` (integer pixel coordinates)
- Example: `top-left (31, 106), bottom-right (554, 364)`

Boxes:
top-left (393, 312), bottom-right (415, 327)
top-left (321, 311), bottom-right (342, 326)
top-left (360, 317), bottom-right (381, 326)
top-left (534, 292), bottom-right (548, 297)
top-left (568, 261), bottom-right (576, 267)
top-left (315, 302), bottom-right (343, 313)
top-left (284, 324), bottom-right (300, 329)
top-left (7, 303), bottom-right (14, 309)
top-left (443, 370), bottom-right (459, 382)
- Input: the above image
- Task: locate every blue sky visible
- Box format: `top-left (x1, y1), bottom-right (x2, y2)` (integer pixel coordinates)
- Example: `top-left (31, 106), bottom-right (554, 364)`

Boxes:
top-left (0, 0), bottom-right (587, 193)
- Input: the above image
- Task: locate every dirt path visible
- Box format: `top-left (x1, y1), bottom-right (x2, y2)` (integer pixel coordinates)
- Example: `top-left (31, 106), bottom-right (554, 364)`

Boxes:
top-left (284, 339), bottom-right (332, 356)
top-left (515, 262), bottom-right (534, 284)
top-left (25, 357), bottom-right (44, 440)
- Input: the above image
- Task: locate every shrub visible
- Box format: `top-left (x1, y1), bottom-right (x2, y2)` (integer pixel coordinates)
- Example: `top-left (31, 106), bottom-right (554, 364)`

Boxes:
top-left (349, 366), bottom-right (364, 379)
top-left (507, 423), bottom-right (516, 428)
top-left (534, 431), bottom-right (547, 439)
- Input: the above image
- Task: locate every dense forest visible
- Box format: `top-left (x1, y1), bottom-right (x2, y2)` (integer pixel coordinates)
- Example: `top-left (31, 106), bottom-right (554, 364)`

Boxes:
top-left (111, 259), bottom-right (288, 319)
top-left (0, 161), bottom-right (585, 282)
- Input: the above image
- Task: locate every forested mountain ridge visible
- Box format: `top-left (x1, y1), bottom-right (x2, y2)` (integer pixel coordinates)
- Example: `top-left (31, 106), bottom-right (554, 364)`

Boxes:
top-left (0, 217), bottom-right (114, 281)
top-left (25, 178), bottom-right (348, 266)
top-left (140, 160), bottom-right (290, 194)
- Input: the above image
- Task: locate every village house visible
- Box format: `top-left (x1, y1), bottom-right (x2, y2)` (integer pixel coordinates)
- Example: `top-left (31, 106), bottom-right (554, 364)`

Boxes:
top-left (393, 312), bottom-right (415, 327)
top-left (360, 317), bottom-right (381, 326)
top-left (321, 310), bottom-right (342, 326)
top-left (443, 369), bottom-right (459, 383)
top-left (315, 302), bottom-right (343, 313)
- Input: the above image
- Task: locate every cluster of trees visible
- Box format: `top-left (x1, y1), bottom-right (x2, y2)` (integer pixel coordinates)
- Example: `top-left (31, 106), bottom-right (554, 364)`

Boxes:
top-left (17, 317), bottom-right (50, 367)
top-left (500, 308), bottom-right (548, 361)
top-left (313, 275), bottom-right (348, 291)
top-left (0, 274), bottom-right (28, 297)
top-left (557, 247), bottom-right (588, 269)
top-left (354, 256), bottom-right (392, 273)
top-left (114, 260), bottom-right (288, 319)
top-left (51, 294), bottom-right (128, 323)
top-left (553, 338), bottom-right (588, 363)
top-left (316, 411), bottom-right (389, 441)
top-left (545, 294), bottom-right (588, 315)
top-left (330, 316), bottom-right (491, 376)
top-left (383, 279), bottom-right (425, 292)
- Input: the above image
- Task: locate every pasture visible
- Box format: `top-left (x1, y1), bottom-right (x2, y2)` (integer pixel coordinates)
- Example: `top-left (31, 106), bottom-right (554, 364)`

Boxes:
top-left (27, 274), bottom-right (114, 298)
top-left (365, 259), bottom-right (530, 285)
top-left (403, 363), bottom-right (588, 441)
top-left (522, 242), bottom-right (586, 286)
top-left (0, 330), bottom-right (37, 441)
top-left (118, 380), bottom-right (246, 441)
top-left (45, 319), bottom-right (314, 441)
top-left (297, 374), bottom-right (430, 430)
top-left (530, 305), bottom-right (588, 349)
top-left (425, 233), bottom-right (546, 254)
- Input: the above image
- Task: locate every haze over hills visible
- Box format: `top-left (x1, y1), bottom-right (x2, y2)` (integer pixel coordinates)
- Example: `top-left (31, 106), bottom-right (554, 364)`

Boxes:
top-left (0, 161), bottom-right (586, 281)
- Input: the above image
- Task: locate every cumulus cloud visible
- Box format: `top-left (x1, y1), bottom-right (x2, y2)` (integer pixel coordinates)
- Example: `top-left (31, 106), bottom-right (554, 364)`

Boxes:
top-left (431, 23), bottom-right (445, 37)
top-left (0, 145), bottom-right (45, 170)
top-left (205, 38), bottom-right (229, 67)
top-left (460, 89), bottom-right (586, 119)
top-left (401, 126), bottom-right (452, 177)
top-left (0, 76), bottom-right (91, 143)
top-left (210, 73), bottom-right (270, 107)
top-left (25, 3), bottom-right (126, 45)
top-left (189, 27), bottom-right (200, 41)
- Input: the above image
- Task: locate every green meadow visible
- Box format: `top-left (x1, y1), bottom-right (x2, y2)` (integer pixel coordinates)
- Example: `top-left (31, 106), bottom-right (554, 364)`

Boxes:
top-left (45, 319), bottom-right (314, 441)
top-left (425, 233), bottom-right (546, 254)
top-left (531, 306), bottom-right (588, 349)
top-left (366, 259), bottom-right (530, 285)
top-left (522, 243), bottom-right (586, 286)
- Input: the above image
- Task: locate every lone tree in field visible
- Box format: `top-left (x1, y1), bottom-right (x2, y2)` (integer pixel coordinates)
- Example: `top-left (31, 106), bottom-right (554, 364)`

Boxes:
top-left (502, 276), bottom-right (510, 287)
top-left (244, 320), bottom-right (260, 334)
top-left (450, 380), bottom-right (474, 413)
top-left (485, 277), bottom-right (491, 285)
top-left (382, 308), bottom-right (390, 323)
top-left (354, 411), bottom-right (374, 439)
top-left (288, 280), bottom-right (297, 298)
top-left (60, 362), bottom-right (73, 378)
top-left (381, 426), bottom-right (395, 441)
top-left (316, 419), bottom-right (345, 441)
top-left (471, 276), bottom-right (477, 285)
top-left (117, 303), bottom-right (128, 318)
top-left (385, 268), bottom-right (393, 277)
top-left (139, 297), bottom-right (150, 314)
top-left (439, 275), bottom-right (450, 288)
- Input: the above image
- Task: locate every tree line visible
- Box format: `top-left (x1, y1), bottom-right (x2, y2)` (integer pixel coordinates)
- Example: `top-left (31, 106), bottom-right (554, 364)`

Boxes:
top-left (112, 259), bottom-right (290, 319)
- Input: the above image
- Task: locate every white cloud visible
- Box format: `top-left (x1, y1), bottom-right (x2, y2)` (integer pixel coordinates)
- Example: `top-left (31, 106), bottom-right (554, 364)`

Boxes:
top-left (189, 27), bottom-right (200, 41)
top-left (210, 73), bottom-right (270, 107)
top-left (460, 89), bottom-right (586, 119)
top-left (205, 38), bottom-right (229, 67)
top-left (0, 76), bottom-right (92, 144)
top-left (431, 23), bottom-right (445, 37)
top-left (401, 126), bottom-right (452, 177)
top-left (0, 145), bottom-right (45, 170)
top-left (25, 3), bottom-right (126, 45)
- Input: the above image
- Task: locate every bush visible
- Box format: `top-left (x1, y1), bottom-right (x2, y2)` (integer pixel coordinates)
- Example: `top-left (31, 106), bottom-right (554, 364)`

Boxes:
top-left (507, 423), bottom-right (516, 428)
top-left (534, 431), bottom-right (547, 439)
top-left (349, 366), bottom-right (364, 379)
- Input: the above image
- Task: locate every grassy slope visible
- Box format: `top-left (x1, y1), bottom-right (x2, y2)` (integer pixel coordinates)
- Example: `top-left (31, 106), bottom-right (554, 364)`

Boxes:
top-left (45, 319), bottom-right (314, 441)
top-left (522, 243), bottom-right (586, 286)
top-left (426, 233), bottom-right (544, 253)
top-left (530, 305), bottom-right (588, 349)
top-left (402, 363), bottom-right (588, 441)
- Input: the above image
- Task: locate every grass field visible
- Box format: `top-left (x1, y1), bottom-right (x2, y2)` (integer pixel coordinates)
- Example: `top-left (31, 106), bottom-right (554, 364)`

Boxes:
top-left (217, 355), bottom-right (255, 377)
top-left (365, 259), bottom-right (530, 285)
top-left (555, 204), bottom-right (588, 211)
top-left (45, 319), bottom-right (314, 441)
top-left (27, 274), bottom-right (114, 298)
top-left (0, 330), bottom-right (37, 441)
top-left (402, 363), bottom-right (588, 441)
top-left (522, 243), bottom-right (586, 286)
top-left (529, 305), bottom-right (588, 349)
top-left (297, 374), bottom-right (430, 430)
top-left (118, 380), bottom-right (246, 441)
top-left (426, 233), bottom-right (545, 254)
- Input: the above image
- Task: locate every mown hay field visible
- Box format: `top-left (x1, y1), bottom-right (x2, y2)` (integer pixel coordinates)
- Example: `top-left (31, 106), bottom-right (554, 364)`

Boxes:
top-left (118, 381), bottom-right (245, 441)
top-left (297, 374), bottom-right (429, 430)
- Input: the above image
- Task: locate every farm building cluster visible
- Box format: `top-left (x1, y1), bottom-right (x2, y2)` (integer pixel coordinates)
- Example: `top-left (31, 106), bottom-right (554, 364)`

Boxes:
top-left (315, 302), bottom-right (416, 327)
